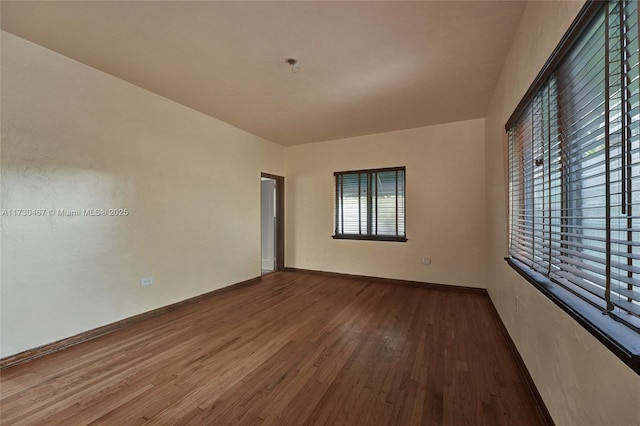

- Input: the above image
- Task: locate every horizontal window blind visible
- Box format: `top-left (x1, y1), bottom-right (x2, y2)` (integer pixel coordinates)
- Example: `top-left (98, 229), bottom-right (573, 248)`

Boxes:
top-left (508, 0), bottom-right (639, 330)
top-left (334, 167), bottom-right (406, 241)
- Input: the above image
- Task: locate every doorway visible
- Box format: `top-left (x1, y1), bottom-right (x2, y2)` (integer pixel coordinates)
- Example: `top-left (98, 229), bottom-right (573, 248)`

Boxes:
top-left (260, 173), bottom-right (284, 274)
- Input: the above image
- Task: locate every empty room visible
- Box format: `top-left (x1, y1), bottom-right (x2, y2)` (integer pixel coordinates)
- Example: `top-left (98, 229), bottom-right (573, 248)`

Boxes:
top-left (1, 1), bottom-right (639, 425)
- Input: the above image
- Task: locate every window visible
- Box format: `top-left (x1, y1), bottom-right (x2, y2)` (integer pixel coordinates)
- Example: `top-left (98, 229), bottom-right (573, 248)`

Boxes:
top-left (333, 167), bottom-right (406, 242)
top-left (506, 0), bottom-right (639, 373)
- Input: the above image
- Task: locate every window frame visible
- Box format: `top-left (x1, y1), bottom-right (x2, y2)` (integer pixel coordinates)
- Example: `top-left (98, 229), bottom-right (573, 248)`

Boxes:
top-left (505, 0), bottom-right (640, 374)
top-left (333, 166), bottom-right (407, 242)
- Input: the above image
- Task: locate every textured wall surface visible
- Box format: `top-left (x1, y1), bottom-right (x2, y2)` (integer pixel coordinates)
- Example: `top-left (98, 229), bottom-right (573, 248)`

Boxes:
top-left (285, 119), bottom-right (487, 288)
top-left (1, 32), bottom-right (285, 357)
top-left (484, 2), bottom-right (640, 425)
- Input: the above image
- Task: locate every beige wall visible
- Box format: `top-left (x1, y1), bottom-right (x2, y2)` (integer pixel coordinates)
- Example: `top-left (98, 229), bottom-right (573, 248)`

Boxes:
top-left (485, 2), bottom-right (640, 425)
top-left (0, 32), bottom-right (285, 357)
top-left (286, 119), bottom-right (487, 288)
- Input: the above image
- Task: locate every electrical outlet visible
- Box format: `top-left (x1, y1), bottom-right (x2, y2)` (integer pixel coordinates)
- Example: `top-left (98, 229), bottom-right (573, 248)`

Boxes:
top-left (141, 276), bottom-right (154, 286)
top-left (422, 257), bottom-right (431, 265)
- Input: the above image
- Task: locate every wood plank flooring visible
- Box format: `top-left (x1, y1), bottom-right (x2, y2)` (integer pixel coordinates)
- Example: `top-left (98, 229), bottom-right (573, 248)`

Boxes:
top-left (0, 272), bottom-right (546, 425)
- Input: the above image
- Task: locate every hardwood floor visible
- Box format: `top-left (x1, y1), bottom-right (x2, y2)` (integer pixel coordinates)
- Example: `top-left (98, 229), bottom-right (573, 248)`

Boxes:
top-left (0, 272), bottom-right (546, 425)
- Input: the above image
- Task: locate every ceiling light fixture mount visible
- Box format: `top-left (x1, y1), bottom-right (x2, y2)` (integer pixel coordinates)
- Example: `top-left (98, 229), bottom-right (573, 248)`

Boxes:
top-left (285, 58), bottom-right (302, 73)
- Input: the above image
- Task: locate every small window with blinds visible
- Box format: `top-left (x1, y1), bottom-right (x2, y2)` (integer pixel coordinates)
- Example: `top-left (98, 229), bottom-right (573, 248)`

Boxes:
top-left (333, 167), bottom-right (407, 242)
top-left (506, 0), bottom-right (639, 372)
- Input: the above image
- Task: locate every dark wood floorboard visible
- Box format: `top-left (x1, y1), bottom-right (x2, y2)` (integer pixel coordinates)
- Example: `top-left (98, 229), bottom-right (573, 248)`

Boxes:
top-left (0, 272), bottom-right (545, 425)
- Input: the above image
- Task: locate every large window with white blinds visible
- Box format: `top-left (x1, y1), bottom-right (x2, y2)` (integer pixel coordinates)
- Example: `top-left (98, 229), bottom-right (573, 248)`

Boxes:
top-left (507, 0), bottom-right (639, 372)
top-left (333, 167), bottom-right (406, 242)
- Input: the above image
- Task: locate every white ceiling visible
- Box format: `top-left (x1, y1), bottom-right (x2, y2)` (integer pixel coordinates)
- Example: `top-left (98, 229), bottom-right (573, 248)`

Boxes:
top-left (1, 1), bottom-right (526, 146)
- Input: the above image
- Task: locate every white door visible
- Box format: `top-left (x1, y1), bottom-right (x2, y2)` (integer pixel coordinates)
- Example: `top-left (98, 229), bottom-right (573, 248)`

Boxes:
top-left (260, 177), bottom-right (276, 273)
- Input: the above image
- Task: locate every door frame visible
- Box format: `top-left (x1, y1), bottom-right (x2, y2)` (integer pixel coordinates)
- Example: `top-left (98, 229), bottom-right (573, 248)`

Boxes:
top-left (261, 173), bottom-right (284, 272)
